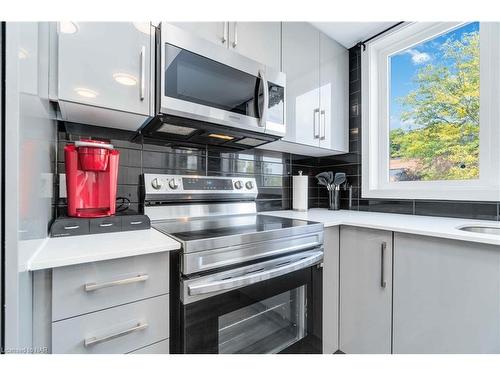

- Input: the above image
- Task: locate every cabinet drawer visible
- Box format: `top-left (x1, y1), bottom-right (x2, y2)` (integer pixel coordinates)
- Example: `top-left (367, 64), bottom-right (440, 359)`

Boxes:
top-left (89, 216), bottom-right (122, 234)
top-left (128, 339), bottom-right (169, 354)
top-left (121, 215), bottom-right (151, 231)
top-left (52, 295), bottom-right (169, 354)
top-left (50, 218), bottom-right (90, 237)
top-left (52, 252), bottom-right (169, 321)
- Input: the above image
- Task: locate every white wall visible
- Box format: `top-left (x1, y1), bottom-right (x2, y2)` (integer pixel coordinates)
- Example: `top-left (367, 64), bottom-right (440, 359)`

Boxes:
top-left (4, 22), bottom-right (56, 352)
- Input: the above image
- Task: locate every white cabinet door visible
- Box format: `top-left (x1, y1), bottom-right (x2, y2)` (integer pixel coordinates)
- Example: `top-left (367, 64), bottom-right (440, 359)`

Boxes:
top-left (169, 22), bottom-right (228, 47)
top-left (339, 226), bottom-right (392, 354)
top-left (282, 22), bottom-right (320, 147)
top-left (228, 22), bottom-right (281, 70)
top-left (319, 33), bottom-right (349, 152)
top-left (58, 22), bottom-right (152, 116)
top-left (323, 226), bottom-right (340, 354)
top-left (393, 233), bottom-right (500, 353)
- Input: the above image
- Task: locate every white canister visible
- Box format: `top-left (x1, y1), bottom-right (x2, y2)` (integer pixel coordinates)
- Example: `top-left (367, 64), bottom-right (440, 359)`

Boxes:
top-left (293, 171), bottom-right (308, 212)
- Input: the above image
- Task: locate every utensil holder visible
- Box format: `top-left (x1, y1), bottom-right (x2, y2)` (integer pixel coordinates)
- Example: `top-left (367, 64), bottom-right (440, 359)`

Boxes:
top-left (328, 189), bottom-right (340, 211)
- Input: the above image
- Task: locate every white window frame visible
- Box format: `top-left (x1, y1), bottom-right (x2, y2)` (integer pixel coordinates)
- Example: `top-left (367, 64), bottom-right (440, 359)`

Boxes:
top-left (362, 22), bottom-right (500, 201)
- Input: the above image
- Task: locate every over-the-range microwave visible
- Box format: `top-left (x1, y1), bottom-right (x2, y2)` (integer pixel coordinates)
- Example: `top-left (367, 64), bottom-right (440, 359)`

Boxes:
top-left (141, 23), bottom-right (286, 150)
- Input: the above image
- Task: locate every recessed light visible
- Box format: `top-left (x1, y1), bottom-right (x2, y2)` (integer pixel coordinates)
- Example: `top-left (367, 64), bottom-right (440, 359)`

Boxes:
top-left (75, 88), bottom-right (98, 98)
top-left (60, 21), bottom-right (78, 34)
top-left (208, 133), bottom-right (234, 140)
top-left (113, 73), bottom-right (138, 86)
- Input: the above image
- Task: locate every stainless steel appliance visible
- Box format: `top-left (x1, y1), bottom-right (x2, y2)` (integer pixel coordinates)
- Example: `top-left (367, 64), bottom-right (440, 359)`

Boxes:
top-left (140, 23), bottom-right (286, 150)
top-left (143, 173), bottom-right (323, 354)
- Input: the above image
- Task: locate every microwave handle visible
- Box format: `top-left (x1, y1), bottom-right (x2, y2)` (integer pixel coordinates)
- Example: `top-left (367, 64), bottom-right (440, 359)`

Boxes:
top-left (258, 70), bottom-right (269, 128)
top-left (188, 251), bottom-right (323, 296)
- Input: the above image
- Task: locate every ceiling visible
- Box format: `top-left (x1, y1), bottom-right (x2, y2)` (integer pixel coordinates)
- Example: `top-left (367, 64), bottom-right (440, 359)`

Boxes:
top-left (310, 22), bottom-right (399, 49)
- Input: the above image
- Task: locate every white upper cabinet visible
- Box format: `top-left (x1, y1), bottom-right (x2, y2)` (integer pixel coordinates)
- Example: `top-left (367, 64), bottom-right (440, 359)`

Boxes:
top-left (55, 22), bottom-right (154, 130)
top-left (281, 22), bottom-right (320, 147)
top-left (57, 22), bottom-right (153, 116)
top-left (170, 22), bottom-right (282, 71)
top-left (228, 22), bottom-right (281, 71)
top-left (319, 33), bottom-right (349, 151)
top-left (169, 22), bottom-right (228, 47)
top-left (260, 22), bottom-right (349, 157)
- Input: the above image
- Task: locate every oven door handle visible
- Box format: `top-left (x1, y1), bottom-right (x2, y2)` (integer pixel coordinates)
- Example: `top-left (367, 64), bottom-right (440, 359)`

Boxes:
top-left (187, 251), bottom-right (323, 296)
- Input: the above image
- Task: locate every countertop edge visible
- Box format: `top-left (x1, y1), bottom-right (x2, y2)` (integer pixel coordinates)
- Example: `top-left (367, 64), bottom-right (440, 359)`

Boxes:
top-left (263, 210), bottom-right (500, 247)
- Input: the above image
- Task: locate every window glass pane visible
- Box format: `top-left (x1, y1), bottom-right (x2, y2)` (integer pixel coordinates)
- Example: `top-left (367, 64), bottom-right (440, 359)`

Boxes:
top-left (389, 22), bottom-right (480, 182)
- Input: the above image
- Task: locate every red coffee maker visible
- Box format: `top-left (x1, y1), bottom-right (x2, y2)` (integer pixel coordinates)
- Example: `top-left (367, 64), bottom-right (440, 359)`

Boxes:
top-left (65, 139), bottom-right (120, 218)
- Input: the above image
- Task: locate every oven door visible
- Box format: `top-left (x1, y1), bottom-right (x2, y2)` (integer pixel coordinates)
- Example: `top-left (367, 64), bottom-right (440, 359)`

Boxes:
top-left (179, 250), bottom-right (323, 354)
top-left (159, 23), bottom-right (286, 137)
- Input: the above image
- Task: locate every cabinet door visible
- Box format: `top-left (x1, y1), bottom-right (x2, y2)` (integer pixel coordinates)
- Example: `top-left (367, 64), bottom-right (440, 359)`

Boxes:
top-left (282, 22), bottom-right (320, 147)
top-left (58, 22), bottom-right (152, 116)
top-left (393, 233), bottom-right (500, 353)
top-left (339, 226), bottom-right (392, 354)
top-left (228, 22), bottom-right (281, 70)
top-left (323, 226), bottom-right (340, 354)
top-left (319, 33), bottom-right (349, 152)
top-left (170, 22), bottom-right (228, 47)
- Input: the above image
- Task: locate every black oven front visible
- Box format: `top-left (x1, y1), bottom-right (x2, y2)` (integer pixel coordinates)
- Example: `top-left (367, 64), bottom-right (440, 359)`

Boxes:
top-left (170, 252), bottom-right (322, 354)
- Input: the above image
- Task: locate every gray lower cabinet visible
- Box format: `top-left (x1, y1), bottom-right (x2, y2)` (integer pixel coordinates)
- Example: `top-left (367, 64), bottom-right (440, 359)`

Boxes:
top-left (52, 252), bottom-right (169, 321)
top-left (323, 227), bottom-right (340, 354)
top-left (34, 252), bottom-right (171, 354)
top-left (393, 233), bottom-right (500, 353)
top-left (339, 226), bottom-right (393, 354)
top-left (52, 295), bottom-right (169, 354)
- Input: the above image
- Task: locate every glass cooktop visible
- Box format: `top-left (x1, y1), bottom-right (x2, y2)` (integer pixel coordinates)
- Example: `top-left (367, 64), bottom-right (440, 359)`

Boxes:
top-left (153, 214), bottom-right (319, 242)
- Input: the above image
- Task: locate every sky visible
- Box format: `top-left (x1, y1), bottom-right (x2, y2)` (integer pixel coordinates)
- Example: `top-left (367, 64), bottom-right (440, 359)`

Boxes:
top-left (389, 22), bottom-right (480, 130)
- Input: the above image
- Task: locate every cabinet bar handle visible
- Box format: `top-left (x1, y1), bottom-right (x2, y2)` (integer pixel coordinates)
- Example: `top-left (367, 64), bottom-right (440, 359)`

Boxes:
top-left (381, 242), bottom-right (387, 288)
top-left (140, 45), bottom-right (146, 101)
top-left (84, 274), bottom-right (149, 292)
top-left (313, 108), bottom-right (320, 139)
top-left (84, 322), bottom-right (148, 347)
top-left (222, 22), bottom-right (228, 44)
top-left (232, 22), bottom-right (238, 48)
top-left (129, 221), bottom-right (143, 225)
top-left (63, 225), bottom-right (80, 230)
top-left (320, 109), bottom-right (326, 140)
top-left (99, 223), bottom-right (114, 227)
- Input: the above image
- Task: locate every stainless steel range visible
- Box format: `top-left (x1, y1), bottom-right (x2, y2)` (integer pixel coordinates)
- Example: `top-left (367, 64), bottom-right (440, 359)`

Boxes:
top-left (143, 173), bottom-right (324, 354)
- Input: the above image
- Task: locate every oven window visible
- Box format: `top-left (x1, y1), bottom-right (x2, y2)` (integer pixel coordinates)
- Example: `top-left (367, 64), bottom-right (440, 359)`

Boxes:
top-left (165, 44), bottom-right (259, 118)
top-left (218, 286), bottom-right (306, 354)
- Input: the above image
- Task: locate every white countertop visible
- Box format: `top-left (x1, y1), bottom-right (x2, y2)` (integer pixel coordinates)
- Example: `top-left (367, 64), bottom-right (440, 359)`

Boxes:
top-left (263, 209), bottom-right (500, 246)
top-left (27, 228), bottom-right (181, 271)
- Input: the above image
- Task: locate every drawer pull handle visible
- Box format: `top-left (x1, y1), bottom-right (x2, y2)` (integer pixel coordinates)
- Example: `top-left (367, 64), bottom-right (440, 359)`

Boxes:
top-left (84, 274), bottom-right (149, 292)
top-left (99, 223), bottom-right (114, 227)
top-left (64, 225), bottom-right (80, 230)
top-left (381, 242), bottom-right (387, 288)
top-left (130, 221), bottom-right (143, 225)
top-left (84, 322), bottom-right (148, 347)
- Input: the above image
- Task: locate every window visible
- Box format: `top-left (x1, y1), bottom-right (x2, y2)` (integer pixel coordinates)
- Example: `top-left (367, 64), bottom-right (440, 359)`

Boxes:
top-left (362, 22), bottom-right (500, 201)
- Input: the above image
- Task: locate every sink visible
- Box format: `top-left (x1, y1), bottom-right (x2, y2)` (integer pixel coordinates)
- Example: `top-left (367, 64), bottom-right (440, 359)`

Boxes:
top-left (458, 225), bottom-right (500, 235)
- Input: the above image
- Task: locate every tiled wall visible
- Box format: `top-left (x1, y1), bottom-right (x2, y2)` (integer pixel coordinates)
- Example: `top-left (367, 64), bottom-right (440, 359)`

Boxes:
top-left (55, 122), bottom-right (307, 217)
top-left (302, 46), bottom-right (499, 221)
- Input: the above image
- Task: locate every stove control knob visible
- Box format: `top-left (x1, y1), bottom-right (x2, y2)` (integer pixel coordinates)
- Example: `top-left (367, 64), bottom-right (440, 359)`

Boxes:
top-left (234, 180), bottom-right (243, 189)
top-left (151, 178), bottom-right (162, 190)
top-left (245, 181), bottom-right (254, 190)
top-left (169, 179), bottom-right (179, 190)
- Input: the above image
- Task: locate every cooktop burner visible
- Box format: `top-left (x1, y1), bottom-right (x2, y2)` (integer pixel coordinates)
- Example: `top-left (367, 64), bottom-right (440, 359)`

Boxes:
top-left (153, 214), bottom-right (319, 242)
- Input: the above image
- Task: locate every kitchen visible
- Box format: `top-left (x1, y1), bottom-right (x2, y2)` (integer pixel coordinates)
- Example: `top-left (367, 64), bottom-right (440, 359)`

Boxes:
top-left (1, 0), bottom-right (500, 372)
